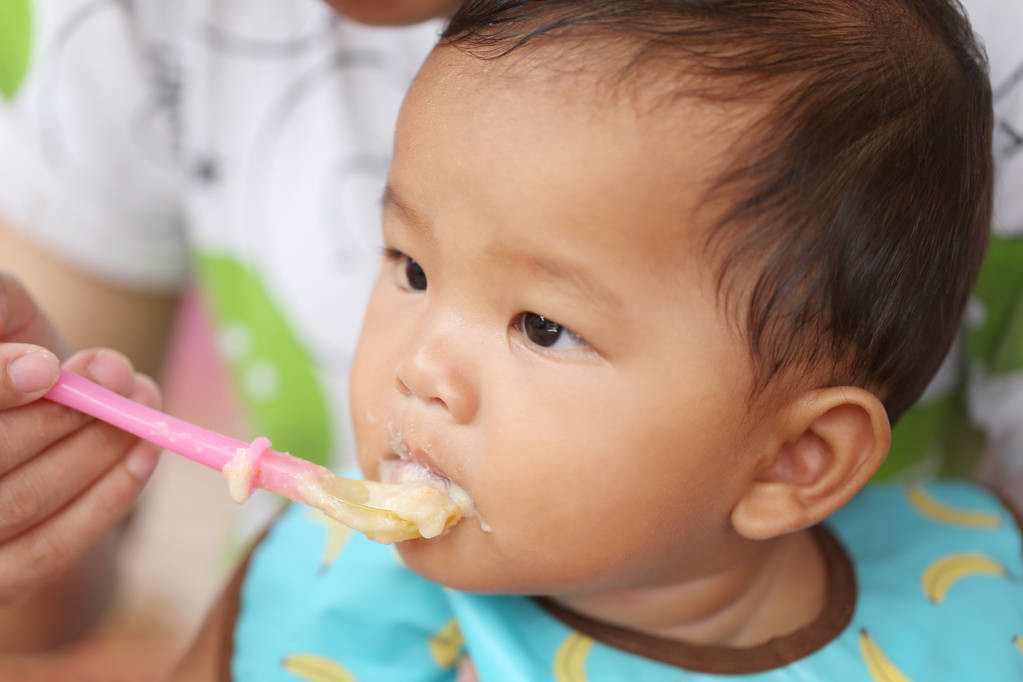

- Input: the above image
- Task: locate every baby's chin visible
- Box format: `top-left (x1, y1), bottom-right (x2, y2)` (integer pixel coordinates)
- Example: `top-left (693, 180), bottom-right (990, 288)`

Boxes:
top-left (394, 526), bottom-right (523, 594)
top-left (393, 526), bottom-right (582, 597)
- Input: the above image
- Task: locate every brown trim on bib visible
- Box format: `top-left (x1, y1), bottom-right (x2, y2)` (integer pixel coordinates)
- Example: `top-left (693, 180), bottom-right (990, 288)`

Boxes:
top-left (536, 524), bottom-right (856, 674)
top-left (216, 525), bottom-right (273, 682)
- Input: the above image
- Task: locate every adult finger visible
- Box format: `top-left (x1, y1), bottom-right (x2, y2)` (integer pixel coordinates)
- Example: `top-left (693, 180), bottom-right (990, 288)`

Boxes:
top-left (0, 373), bottom-right (159, 542)
top-left (0, 348), bottom-right (135, 477)
top-left (0, 433), bottom-right (161, 599)
top-left (0, 343), bottom-right (60, 410)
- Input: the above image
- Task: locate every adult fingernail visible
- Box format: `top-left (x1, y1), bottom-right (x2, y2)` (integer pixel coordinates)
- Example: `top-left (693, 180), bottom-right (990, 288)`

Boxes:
top-left (9, 350), bottom-right (59, 393)
top-left (125, 445), bottom-right (160, 481)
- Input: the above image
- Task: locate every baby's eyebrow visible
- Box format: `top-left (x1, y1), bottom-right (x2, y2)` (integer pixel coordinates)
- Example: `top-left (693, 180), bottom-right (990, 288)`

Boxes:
top-left (383, 184), bottom-right (622, 312)
top-left (381, 185), bottom-right (430, 233)
top-left (515, 252), bottom-right (625, 313)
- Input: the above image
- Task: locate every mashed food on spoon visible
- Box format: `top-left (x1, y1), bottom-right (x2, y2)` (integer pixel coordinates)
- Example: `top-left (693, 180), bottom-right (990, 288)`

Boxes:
top-left (222, 440), bottom-right (476, 544)
top-left (295, 461), bottom-right (475, 544)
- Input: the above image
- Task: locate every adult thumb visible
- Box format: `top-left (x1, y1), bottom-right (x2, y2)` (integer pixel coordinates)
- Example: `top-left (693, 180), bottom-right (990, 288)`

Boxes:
top-left (0, 343), bottom-right (60, 407)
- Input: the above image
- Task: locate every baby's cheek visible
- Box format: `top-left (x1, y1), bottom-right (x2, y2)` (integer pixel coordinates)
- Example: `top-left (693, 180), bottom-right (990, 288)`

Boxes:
top-left (348, 390), bottom-right (379, 476)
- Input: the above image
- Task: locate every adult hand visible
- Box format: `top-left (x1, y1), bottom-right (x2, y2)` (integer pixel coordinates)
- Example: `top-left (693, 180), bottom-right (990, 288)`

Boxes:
top-left (0, 271), bottom-right (161, 606)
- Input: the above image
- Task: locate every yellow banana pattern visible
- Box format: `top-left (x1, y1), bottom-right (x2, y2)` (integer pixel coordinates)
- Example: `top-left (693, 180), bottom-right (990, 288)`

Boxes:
top-left (921, 552), bottom-right (1006, 604)
top-left (305, 509), bottom-right (352, 573)
top-left (553, 631), bottom-right (593, 682)
top-left (905, 483), bottom-right (1002, 529)
top-left (428, 618), bottom-right (465, 669)
top-left (281, 653), bottom-right (357, 682)
top-left (859, 629), bottom-right (913, 682)
top-left (1013, 635), bottom-right (1023, 656)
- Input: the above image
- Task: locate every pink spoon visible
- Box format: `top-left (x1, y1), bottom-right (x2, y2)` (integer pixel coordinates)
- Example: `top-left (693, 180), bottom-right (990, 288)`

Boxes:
top-left (44, 369), bottom-right (421, 541)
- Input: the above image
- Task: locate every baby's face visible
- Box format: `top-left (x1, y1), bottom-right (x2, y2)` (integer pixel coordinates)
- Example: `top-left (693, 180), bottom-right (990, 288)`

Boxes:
top-left (350, 47), bottom-right (772, 594)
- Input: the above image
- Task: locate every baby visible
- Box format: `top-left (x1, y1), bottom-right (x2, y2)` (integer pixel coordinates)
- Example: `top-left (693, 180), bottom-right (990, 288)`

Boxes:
top-left (174, 1), bottom-right (1021, 680)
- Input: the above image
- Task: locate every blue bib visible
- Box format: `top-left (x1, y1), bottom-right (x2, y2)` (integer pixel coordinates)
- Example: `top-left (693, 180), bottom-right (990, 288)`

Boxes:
top-left (231, 482), bottom-right (1023, 681)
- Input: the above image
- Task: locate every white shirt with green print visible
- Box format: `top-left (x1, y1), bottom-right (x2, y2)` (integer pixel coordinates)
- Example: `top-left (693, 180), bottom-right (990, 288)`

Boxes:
top-left (0, 0), bottom-right (1021, 485)
top-left (0, 0), bottom-right (441, 477)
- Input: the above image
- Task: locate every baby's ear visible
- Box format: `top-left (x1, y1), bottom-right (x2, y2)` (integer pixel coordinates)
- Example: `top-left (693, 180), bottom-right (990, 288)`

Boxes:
top-left (731, 387), bottom-right (890, 540)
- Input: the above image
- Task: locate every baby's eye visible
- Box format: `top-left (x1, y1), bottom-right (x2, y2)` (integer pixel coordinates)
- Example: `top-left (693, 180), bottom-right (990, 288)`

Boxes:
top-left (514, 313), bottom-right (588, 351)
top-left (384, 248), bottom-right (427, 291)
top-left (404, 258), bottom-right (427, 291)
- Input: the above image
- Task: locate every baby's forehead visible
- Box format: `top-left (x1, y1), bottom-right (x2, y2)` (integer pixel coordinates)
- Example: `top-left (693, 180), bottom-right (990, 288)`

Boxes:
top-left (419, 43), bottom-right (756, 176)
top-left (407, 44), bottom-right (770, 268)
top-left (420, 43), bottom-right (769, 267)
top-left (426, 39), bottom-right (761, 117)
top-left (419, 46), bottom-right (749, 221)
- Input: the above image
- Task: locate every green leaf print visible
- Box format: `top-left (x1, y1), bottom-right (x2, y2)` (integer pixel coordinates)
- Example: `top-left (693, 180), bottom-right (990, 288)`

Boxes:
top-left (0, 0), bottom-right (32, 99)
top-left (195, 254), bottom-right (332, 468)
top-left (967, 235), bottom-right (1023, 375)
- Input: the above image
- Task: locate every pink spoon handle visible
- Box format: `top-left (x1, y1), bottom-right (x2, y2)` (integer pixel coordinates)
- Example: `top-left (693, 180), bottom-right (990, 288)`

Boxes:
top-left (44, 369), bottom-right (322, 502)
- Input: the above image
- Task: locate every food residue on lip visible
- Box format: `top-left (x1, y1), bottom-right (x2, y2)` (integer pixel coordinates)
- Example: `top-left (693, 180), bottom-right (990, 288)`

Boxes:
top-left (377, 459), bottom-right (477, 534)
top-left (223, 437), bottom-right (271, 503)
top-left (385, 423), bottom-right (492, 535)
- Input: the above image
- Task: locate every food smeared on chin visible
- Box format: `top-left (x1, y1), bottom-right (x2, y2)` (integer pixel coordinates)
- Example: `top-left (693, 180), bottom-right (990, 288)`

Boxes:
top-left (295, 461), bottom-right (476, 544)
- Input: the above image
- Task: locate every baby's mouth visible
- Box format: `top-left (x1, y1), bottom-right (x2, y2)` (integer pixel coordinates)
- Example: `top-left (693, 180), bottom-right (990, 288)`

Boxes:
top-left (381, 441), bottom-right (451, 486)
top-left (378, 433), bottom-right (489, 533)
top-left (376, 424), bottom-right (490, 536)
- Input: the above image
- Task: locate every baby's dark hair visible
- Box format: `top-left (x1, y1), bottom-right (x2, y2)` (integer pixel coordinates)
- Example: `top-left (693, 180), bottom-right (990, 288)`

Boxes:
top-left (441, 0), bottom-right (993, 422)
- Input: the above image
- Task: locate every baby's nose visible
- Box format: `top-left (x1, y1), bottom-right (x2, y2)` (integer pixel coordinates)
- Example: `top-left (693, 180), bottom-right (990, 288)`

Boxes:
top-left (394, 331), bottom-right (479, 424)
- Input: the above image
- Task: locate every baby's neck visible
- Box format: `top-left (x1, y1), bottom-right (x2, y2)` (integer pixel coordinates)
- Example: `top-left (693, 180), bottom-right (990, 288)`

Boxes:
top-left (551, 528), bottom-right (827, 648)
